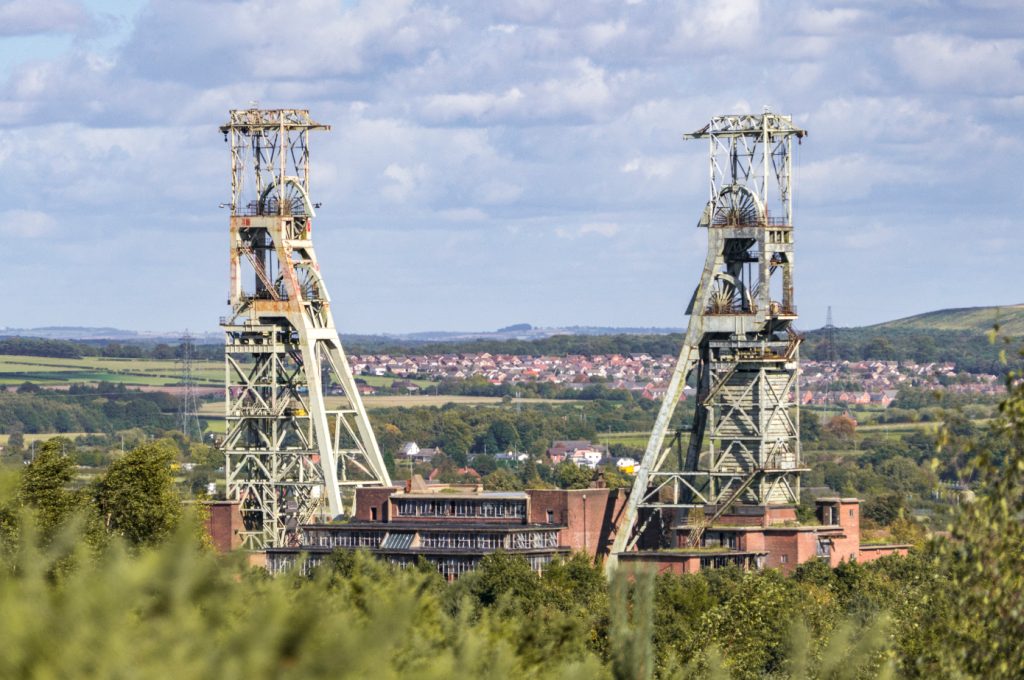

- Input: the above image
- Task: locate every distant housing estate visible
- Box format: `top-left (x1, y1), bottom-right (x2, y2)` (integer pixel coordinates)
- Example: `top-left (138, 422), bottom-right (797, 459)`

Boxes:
top-left (348, 353), bottom-right (1001, 403)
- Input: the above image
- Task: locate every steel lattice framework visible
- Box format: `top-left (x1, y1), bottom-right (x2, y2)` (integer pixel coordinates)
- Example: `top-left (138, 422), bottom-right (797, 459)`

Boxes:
top-left (609, 112), bottom-right (808, 567)
top-left (220, 109), bottom-right (391, 550)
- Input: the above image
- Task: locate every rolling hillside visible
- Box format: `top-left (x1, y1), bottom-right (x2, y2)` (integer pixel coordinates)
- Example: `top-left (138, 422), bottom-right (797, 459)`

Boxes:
top-left (869, 305), bottom-right (1024, 336)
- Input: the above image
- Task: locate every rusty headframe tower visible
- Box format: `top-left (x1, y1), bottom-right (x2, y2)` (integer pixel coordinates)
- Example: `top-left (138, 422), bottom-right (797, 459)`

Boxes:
top-left (220, 109), bottom-right (391, 549)
top-left (610, 112), bottom-right (807, 566)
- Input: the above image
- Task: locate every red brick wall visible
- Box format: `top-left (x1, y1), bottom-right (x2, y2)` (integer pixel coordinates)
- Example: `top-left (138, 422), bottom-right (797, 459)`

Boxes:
top-left (829, 500), bottom-right (861, 566)
top-left (527, 488), bottom-right (625, 560)
top-left (618, 554), bottom-right (699, 575)
top-left (858, 545), bottom-right (910, 563)
top-left (742, 530), bottom-right (766, 552)
top-left (713, 513), bottom-right (766, 527)
top-left (765, 506), bottom-right (798, 525)
top-left (763, 531), bottom-right (817, 574)
top-left (354, 487), bottom-right (400, 522)
top-left (204, 501), bottom-right (243, 553)
top-left (527, 489), bottom-right (568, 525)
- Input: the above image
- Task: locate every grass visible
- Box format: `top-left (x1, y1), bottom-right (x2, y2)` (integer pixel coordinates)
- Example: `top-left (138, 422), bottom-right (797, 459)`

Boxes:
top-left (871, 304), bottom-right (1024, 335)
top-left (0, 354), bottom-right (221, 387)
top-left (0, 432), bottom-right (90, 445)
top-left (358, 375), bottom-right (438, 389)
top-left (199, 394), bottom-right (571, 414)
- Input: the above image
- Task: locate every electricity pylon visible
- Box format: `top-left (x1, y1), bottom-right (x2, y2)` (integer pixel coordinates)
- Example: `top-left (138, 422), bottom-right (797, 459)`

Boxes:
top-left (177, 330), bottom-right (202, 441)
top-left (609, 112), bottom-right (807, 568)
top-left (220, 109), bottom-right (392, 550)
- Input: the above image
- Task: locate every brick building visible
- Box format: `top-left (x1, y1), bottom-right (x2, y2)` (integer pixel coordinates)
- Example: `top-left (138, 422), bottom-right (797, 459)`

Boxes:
top-left (203, 500), bottom-right (244, 553)
top-left (618, 498), bottom-right (909, 575)
top-left (266, 482), bottom-right (627, 580)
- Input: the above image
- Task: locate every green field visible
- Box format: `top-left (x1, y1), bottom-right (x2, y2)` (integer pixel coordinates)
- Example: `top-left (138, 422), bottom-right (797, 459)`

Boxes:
top-left (198, 394), bottom-right (573, 418)
top-left (359, 375), bottom-right (438, 390)
top-left (596, 431), bottom-right (651, 448)
top-left (0, 355), bottom-right (221, 387)
top-left (0, 432), bottom-right (90, 446)
top-left (871, 304), bottom-right (1024, 335)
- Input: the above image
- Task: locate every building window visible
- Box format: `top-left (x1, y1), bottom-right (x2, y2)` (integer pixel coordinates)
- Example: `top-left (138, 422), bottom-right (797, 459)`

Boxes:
top-left (849, 509), bottom-right (854, 517)
top-left (780, 554), bottom-right (788, 564)
top-left (371, 508), bottom-right (378, 521)
top-left (546, 510), bottom-right (554, 524)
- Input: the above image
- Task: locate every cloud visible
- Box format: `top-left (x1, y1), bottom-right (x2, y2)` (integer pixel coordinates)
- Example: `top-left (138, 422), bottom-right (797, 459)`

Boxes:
top-left (674, 0), bottom-right (760, 51)
top-left (892, 33), bottom-right (1024, 94)
top-left (794, 7), bottom-right (864, 34)
top-left (621, 156), bottom-right (677, 180)
top-left (382, 163), bottom-right (428, 202)
top-left (0, 0), bottom-right (91, 37)
top-left (557, 222), bottom-right (620, 239)
top-left (840, 222), bottom-right (893, 250)
top-left (422, 88), bottom-right (524, 123)
top-left (0, 0), bottom-right (1022, 331)
top-left (0, 209), bottom-right (56, 237)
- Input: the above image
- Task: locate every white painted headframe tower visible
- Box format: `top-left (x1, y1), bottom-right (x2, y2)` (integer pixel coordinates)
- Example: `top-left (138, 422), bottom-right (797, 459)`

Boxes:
top-left (609, 112), bottom-right (808, 567)
top-left (220, 109), bottom-right (392, 550)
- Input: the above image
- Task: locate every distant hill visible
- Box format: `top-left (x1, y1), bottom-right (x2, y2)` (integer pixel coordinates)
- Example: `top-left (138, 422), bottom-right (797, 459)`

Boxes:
top-left (868, 305), bottom-right (1024, 336)
top-left (0, 327), bottom-right (221, 343)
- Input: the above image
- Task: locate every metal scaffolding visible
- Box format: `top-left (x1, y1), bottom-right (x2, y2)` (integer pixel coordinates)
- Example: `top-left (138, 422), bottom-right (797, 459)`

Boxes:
top-left (609, 111), bottom-right (808, 566)
top-left (219, 108), bottom-right (392, 550)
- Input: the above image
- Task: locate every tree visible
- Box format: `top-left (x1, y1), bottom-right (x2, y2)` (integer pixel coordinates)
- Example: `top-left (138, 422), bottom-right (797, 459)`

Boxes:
top-left (5, 425), bottom-right (25, 458)
top-left (824, 414), bottom-right (857, 441)
top-left (801, 415), bottom-right (821, 442)
top-left (920, 358), bottom-right (1024, 677)
top-left (93, 440), bottom-right (182, 547)
top-left (477, 419), bottom-right (521, 454)
top-left (435, 413), bottom-right (473, 465)
top-left (472, 454), bottom-right (498, 476)
top-left (19, 438), bottom-right (81, 544)
top-left (483, 468), bottom-right (523, 491)
top-left (554, 461), bottom-right (593, 490)
top-left (466, 550), bottom-right (540, 608)
top-left (863, 493), bottom-right (905, 526)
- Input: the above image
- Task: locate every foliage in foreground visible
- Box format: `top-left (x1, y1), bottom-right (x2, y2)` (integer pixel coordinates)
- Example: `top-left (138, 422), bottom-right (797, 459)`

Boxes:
top-left (0, 349), bottom-right (1021, 678)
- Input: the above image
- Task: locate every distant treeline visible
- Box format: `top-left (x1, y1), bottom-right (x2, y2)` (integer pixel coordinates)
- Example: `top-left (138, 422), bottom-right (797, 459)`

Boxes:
top-left (0, 383), bottom-right (179, 435)
top-left (800, 327), bottom-right (1015, 373)
top-left (1, 326), bottom-right (1018, 374)
top-left (354, 327), bottom-right (1015, 374)
top-left (0, 337), bottom-right (222, 361)
top-left (345, 333), bottom-right (687, 357)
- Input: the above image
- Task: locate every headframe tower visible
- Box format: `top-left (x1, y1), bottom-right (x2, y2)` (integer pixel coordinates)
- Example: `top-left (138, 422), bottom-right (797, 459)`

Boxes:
top-left (220, 109), bottom-right (391, 549)
top-left (610, 112), bottom-right (807, 566)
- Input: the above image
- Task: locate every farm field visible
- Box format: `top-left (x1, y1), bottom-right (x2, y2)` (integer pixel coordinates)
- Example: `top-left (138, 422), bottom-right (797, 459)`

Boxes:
top-left (596, 431), bottom-right (653, 448)
top-left (0, 354), bottom-right (221, 387)
top-left (358, 375), bottom-right (438, 390)
top-left (198, 394), bottom-right (573, 416)
top-left (0, 432), bottom-right (90, 446)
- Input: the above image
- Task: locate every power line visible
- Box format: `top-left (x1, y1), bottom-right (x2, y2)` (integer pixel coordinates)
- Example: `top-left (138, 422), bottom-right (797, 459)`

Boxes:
top-left (177, 330), bottom-right (203, 441)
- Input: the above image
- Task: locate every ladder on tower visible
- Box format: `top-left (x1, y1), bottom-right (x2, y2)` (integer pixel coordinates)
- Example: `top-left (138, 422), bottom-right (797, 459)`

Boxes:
top-left (685, 468), bottom-right (759, 548)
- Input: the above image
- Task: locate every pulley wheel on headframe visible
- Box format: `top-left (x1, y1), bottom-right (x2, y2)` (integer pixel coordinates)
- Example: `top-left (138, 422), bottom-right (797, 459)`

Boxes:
top-left (712, 185), bottom-right (764, 226)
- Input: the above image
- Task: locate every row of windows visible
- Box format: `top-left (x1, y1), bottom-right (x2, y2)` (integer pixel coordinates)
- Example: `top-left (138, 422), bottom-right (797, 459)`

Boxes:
top-left (420, 533), bottom-right (504, 549)
top-left (390, 554), bottom-right (555, 580)
top-left (393, 499), bottom-right (526, 519)
top-left (303, 529), bottom-right (561, 551)
top-left (270, 549), bottom-right (560, 582)
top-left (267, 553), bottom-right (325, 576)
top-left (307, 530), bottom-right (385, 548)
top-left (510, 532), bottom-right (559, 549)
top-left (702, 531), bottom-right (738, 550)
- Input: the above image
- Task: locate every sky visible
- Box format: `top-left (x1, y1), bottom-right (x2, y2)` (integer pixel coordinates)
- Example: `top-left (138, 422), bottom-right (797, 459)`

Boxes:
top-left (0, 0), bottom-right (1022, 334)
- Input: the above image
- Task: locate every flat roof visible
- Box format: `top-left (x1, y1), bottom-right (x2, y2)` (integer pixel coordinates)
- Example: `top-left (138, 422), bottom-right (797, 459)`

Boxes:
top-left (395, 491), bottom-right (529, 500)
top-left (620, 550), bottom-right (768, 559)
top-left (305, 521), bottom-right (563, 532)
top-left (267, 546), bottom-right (570, 556)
